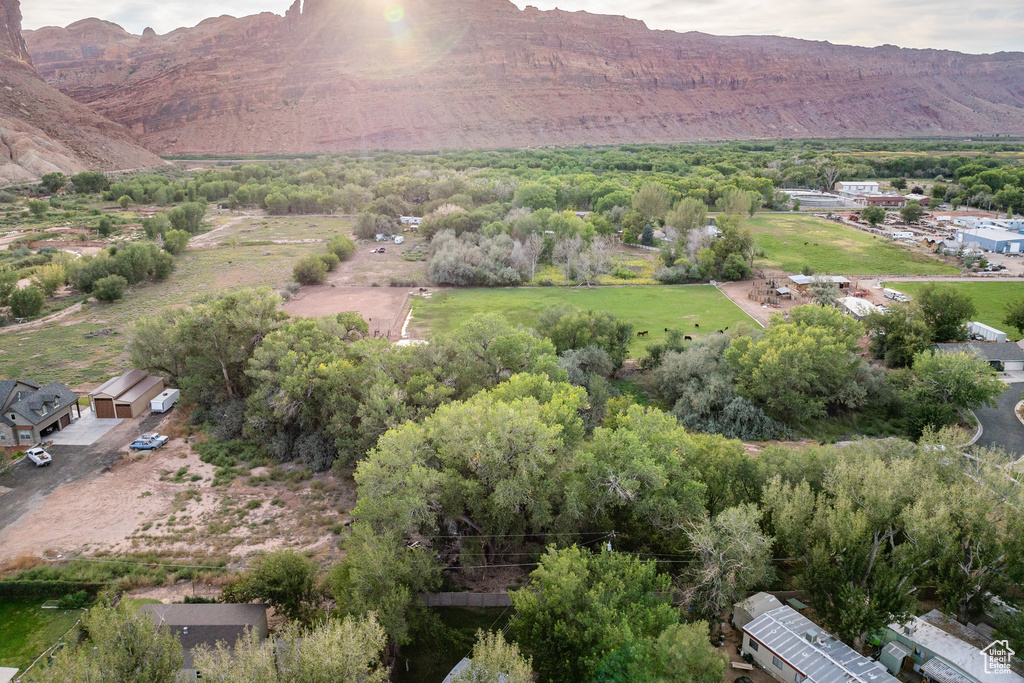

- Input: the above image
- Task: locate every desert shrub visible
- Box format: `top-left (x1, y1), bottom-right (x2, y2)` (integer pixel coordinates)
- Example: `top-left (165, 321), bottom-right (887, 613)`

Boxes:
top-left (319, 252), bottom-right (341, 272)
top-left (327, 235), bottom-right (356, 261)
top-left (654, 266), bottom-right (690, 284)
top-left (8, 286), bottom-right (45, 318)
top-left (151, 252), bottom-right (175, 281)
top-left (294, 431), bottom-right (339, 473)
top-left (56, 590), bottom-right (92, 609)
top-left (93, 274), bottom-right (128, 302)
top-left (210, 399), bottom-right (247, 441)
top-left (27, 199), bottom-right (48, 218)
top-left (76, 255), bottom-right (114, 292)
top-left (293, 255), bottom-right (328, 285)
top-left (195, 438), bottom-right (265, 468)
top-left (163, 229), bottom-right (190, 255)
top-left (97, 216), bottom-right (114, 237)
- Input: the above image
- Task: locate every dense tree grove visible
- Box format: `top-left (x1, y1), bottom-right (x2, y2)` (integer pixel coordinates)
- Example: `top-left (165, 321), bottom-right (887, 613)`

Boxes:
top-left (26, 254), bottom-right (1018, 682)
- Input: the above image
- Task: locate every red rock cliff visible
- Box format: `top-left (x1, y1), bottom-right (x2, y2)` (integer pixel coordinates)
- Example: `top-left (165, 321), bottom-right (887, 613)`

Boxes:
top-left (0, 0), bottom-right (162, 183)
top-left (23, 0), bottom-right (1024, 154)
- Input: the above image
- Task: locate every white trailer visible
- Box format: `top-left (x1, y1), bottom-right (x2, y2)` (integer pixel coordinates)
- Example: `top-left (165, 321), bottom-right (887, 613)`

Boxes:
top-left (150, 389), bottom-right (180, 414)
top-left (968, 321), bottom-right (1008, 343)
top-left (883, 288), bottom-right (910, 302)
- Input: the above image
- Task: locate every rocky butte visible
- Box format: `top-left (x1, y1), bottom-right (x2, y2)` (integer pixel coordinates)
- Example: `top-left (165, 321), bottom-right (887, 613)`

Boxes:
top-left (22, 0), bottom-right (1024, 155)
top-left (0, 0), bottom-right (161, 183)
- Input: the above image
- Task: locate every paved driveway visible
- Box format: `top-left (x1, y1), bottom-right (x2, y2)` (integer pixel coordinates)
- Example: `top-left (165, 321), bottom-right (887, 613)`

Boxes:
top-left (48, 406), bottom-right (122, 446)
top-left (975, 383), bottom-right (1024, 458)
top-left (0, 412), bottom-right (164, 533)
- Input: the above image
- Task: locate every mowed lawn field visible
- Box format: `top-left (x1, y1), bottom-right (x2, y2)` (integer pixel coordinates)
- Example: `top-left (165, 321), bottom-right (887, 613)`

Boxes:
top-left (411, 285), bottom-right (758, 355)
top-left (746, 214), bottom-right (959, 276)
top-left (896, 281), bottom-right (1024, 341)
top-left (0, 597), bottom-right (83, 673)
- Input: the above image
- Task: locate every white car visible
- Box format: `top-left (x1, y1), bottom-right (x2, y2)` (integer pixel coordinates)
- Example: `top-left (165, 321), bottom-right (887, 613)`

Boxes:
top-left (26, 447), bottom-right (52, 467)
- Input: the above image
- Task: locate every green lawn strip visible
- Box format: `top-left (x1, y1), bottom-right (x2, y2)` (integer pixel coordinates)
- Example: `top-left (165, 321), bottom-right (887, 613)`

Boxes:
top-left (896, 281), bottom-right (1024, 341)
top-left (746, 214), bottom-right (958, 276)
top-left (0, 597), bottom-right (83, 673)
top-left (1, 242), bottom-right (320, 387)
top-left (411, 285), bottom-right (756, 356)
top-left (395, 607), bottom-right (512, 683)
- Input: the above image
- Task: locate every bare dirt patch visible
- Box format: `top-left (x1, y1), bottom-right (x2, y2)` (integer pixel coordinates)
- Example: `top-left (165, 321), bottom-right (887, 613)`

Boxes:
top-left (0, 438), bottom-right (356, 565)
top-left (329, 238), bottom-right (429, 287)
top-left (283, 286), bottom-right (414, 340)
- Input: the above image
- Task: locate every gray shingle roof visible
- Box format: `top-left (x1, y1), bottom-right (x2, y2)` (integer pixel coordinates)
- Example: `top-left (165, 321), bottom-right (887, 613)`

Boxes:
top-left (935, 342), bottom-right (1024, 363)
top-left (139, 604), bottom-right (268, 669)
top-left (744, 606), bottom-right (899, 683)
top-left (6, 382), bottom-right (79, 426)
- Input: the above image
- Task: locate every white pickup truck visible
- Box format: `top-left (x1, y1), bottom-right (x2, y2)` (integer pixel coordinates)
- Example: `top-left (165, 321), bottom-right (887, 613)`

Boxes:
top-left (26, 446), bottom-right (53, 467)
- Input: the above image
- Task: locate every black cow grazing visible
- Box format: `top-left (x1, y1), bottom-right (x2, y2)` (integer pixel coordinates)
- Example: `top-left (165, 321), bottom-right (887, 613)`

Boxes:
top-left (637, 330), bottom-right (649, 337)
top-left (717, 329), bottom-right (724, 334)
top-left (664, 328), bottom-right (669, 332)
top-left (418, 287), bottom-right (427, 292)
top-left (804, 242), bottom-right (809, 245)
top-left (724, 327), bottom-right (729, 331)
top-left (694, 323), bottom-right (700, 328)
top-left (684, 335), bottom-right (692, 341)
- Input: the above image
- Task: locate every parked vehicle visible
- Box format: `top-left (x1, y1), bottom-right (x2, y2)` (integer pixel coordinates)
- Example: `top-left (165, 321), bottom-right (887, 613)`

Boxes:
top-left (150, 389), bottom-right (180, 414)
top-left (883, 288), bottom-right (910, 302)
top-left (26, 447), bottom-right (52, 467)
top-left (129, 433), bottom-right (170, 450)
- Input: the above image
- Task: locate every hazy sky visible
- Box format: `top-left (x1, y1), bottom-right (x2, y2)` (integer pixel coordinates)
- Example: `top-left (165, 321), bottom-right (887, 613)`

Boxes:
top-left (20, 0), bottom-right (1024, 54)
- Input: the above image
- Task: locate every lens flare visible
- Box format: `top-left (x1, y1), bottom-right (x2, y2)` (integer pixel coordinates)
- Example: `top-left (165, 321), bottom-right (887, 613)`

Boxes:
top-left (384, 4), bottom-right (404, 23)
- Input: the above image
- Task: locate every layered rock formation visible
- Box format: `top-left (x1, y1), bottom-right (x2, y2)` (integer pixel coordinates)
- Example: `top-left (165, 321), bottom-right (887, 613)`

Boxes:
top-left (23, 0), bottom-right (1024, 154)
top-left (0, 0), bottom-right (161, 184)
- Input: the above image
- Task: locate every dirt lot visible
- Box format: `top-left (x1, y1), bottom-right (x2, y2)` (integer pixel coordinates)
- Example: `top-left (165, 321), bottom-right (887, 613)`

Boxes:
top-left (328, 238), bottom-right (429, 287)
top-left (0, 420), bottom-right (356, 566)
top-left (282, 286), bottom-right (416, 340)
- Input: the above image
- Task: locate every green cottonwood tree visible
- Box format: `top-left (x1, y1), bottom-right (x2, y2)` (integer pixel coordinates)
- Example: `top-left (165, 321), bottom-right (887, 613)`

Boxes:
top-left (683, 503), bottom-right (775, 620)
top-left (916, 283), bottom-right (976, 342)
top-left (192, 615), bottom-right (389, 683)
top-left (221, 550), bottom-right (322, 624)
top-left (511, 546), bottom-right (680, 683)
top-left (452, 631), bottom-right (533, 683)
top-left (31, 601), bottom-right (184, 683)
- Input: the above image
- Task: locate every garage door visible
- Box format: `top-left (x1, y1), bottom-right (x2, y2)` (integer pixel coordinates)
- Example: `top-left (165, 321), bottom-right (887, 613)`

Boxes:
top-left (60, 414), bottom-right (71, 429)
top-left (95, 398), bottom-right (115, 419)
top-left (114, 403), bottom-right (133, 419)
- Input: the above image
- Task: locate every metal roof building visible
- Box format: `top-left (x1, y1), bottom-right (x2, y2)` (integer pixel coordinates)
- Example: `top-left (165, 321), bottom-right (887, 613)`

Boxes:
top-left (956, 227), bottom-right (1024, 253)
top-left (732, 591), bottom-right (783, 630)
top-left (885, 610), bottom-right (1024, 683)
top-left (742, 605), bottom-right (899, 683)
